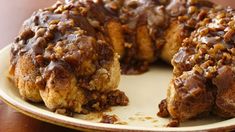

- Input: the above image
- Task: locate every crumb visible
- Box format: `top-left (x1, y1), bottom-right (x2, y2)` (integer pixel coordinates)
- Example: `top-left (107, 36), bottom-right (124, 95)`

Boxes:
top-left (167, 119), bottom-right (179, 127)
top-left (100, 114), bottom-right (118, 124)
top-left (157, 99), bottom-right (169, 117)
top-left (55, 109), bottom-right (73, 117)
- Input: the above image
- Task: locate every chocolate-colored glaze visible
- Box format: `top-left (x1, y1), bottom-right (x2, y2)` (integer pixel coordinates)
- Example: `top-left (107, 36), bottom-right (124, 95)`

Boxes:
top-left (173, 8), bottom-right (235, 80)
top-left (162, 7), bottom-right (235, 121)
top-left (10, 1), bottom-right (128, 112)
top-left (11, 0), bottom-right (214, 76)
top-left (50, 0), bottom-right (214, 75)
top-left (10, 0), bottom-right (235, 124)
top-left (11, 1), bottom-right (115, 78)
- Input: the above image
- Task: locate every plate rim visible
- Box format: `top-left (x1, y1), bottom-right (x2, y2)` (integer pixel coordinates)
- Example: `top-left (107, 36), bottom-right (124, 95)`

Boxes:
top-left (0, 45), bottom-right (235, 132)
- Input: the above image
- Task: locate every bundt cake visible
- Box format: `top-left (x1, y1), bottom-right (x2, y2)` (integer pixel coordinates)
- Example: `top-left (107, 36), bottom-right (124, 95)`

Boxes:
top-left (8, 0), bottom-right (235, 126)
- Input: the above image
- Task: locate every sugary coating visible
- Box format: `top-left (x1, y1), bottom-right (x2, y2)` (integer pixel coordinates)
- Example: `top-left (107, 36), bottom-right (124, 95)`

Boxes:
top-left (165, 7), bottom-right (235, 121)
top-left (9, 1), bottom-right (128, 113)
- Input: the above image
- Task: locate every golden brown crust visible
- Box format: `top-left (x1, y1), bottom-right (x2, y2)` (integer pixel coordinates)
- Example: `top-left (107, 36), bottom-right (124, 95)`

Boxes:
top-left (89, 54), bottom-right (121, 92)
top-left (106, 20), bottom-right (125, 58)
top-left (136, 25), bottom-right (155, 62)
top-left (13, 54), bottom-right (42, 102)
top-left (161, 21), bottom-right (185, 63)
top-left (108, 0), bottom-right (170, 73)
top-left (40, 66), bottom-right (85, 113)
top-left (10, 1), bottom-right (128, 113)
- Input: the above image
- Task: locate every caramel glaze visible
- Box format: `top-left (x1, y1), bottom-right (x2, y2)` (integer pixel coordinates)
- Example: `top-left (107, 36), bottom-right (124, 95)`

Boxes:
top-left (11, 2), bottom-right (113, 87)
top-left (102, 0), bottom-right (214, 74)
top-left (10, 1), bottom-right (128, 112)
top-left (159, 7), bottom-right (235, 124)
top-left (10, 0), bottom-right (235, 124)
top-left (10, 0), bottom-right (216, 78)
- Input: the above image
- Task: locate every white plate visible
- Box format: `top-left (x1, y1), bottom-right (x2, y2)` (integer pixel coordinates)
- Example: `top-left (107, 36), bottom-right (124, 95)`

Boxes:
top-left (0, 45), bottom-right (234, 131)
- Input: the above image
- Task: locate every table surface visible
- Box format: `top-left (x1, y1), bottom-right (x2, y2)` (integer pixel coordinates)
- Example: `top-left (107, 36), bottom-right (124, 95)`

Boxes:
top-left (0, 0), bottom-right (77, 131)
